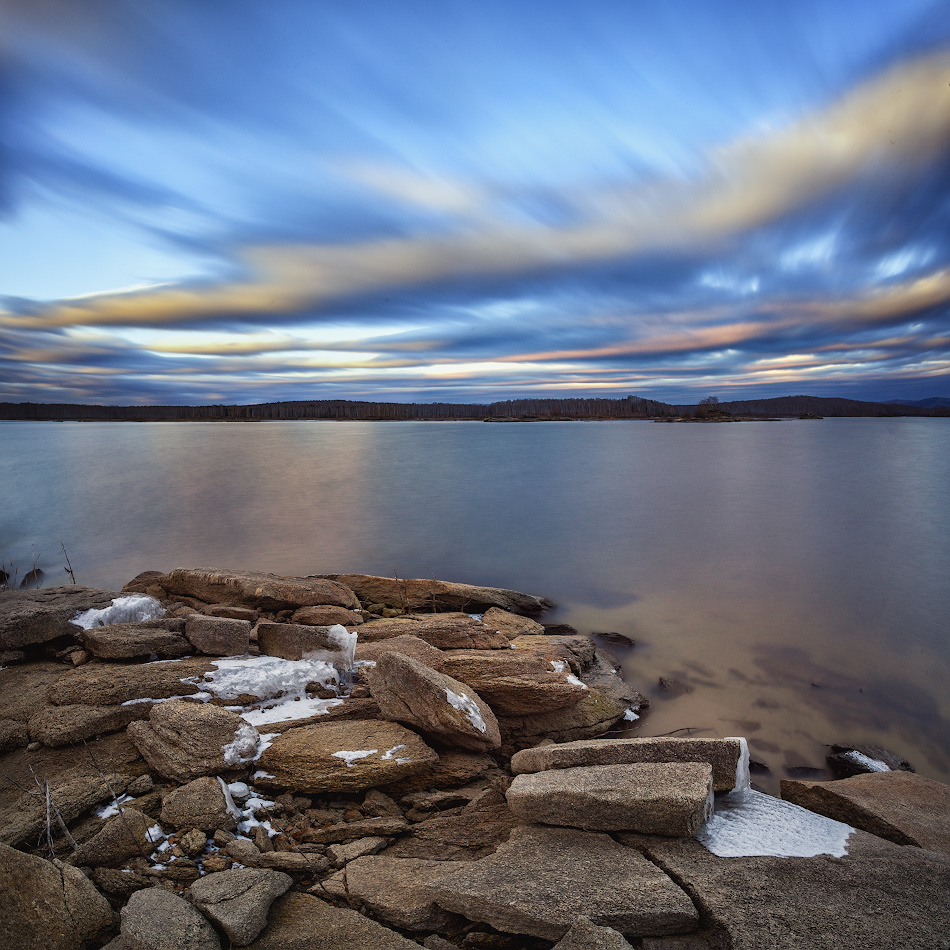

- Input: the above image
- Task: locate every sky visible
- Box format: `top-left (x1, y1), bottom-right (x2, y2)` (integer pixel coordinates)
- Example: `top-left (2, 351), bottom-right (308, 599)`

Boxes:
top-left (2, 0), bottom-right (950, 406)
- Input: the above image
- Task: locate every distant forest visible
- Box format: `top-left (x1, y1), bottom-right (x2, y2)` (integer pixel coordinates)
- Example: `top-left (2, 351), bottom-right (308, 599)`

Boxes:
top-left (2, 394), bottom-right (948, 421)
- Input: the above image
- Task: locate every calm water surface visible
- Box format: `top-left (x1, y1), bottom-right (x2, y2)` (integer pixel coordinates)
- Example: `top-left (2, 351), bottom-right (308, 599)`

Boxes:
top-left (3, 418), bottom-right (948, 791)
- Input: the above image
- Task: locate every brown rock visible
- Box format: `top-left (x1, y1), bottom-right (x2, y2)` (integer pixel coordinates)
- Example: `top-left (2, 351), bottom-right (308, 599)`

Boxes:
top-left (387, 788), bottom-right (518, 861)
top-left (121, 887), bottom-right (221, 950)
top-left (257, 622), bottom-right (354, 665)
top-left (375, 750), bottom-right (506, 798)
top-left (0, 771), bottom-right (135, 848)
top-left (346, 855), bottom-right (469, 930)
top-left (423, 824), bottom-right (698, 940)
top-left (255, 719), bottom-right (438, 793)
top-left (368, 653), bottom-right (501, 751)
top-left (511, 737), bottom-right (744, 793)
top-left (292, 605), bottom-right (363, 626)
top-left (47, 658), bottom-right (215, 706)
top-left (497, 687), bottom-right (631, 752)
top-left (0, 661), bottom-right (68, 722)
top-left (506, 763), bottom-right (714, 836)
top-left (440, 650), bottom-right (590, 716)
top-left (481, 608), bottom-right (546, 638)
top-left (354, 635), bottom-right (445, 670)
top-left (0, 842), bottom-right (114, 950)
top-left (161, 776), bottom-right (237, 832)
top-left (508, 634), bottom-right (597, 673)
top-left (29, 702), bottom-right (151, 747)
top-left (206, 604), bottom-right (260, 622)
top-left (780, 770), bottom-right (950, 853)
top-left (80, 619), bottom-right (190, 660)
top-left (0, 586), bottom-right (117, 650)
top-left (127, 699), bottom-right (260, 782)
top-left (190, 868), bottom-right (293, 946)
top-left (69, 806), bottom-right (157, 867)
top-left (160, 568), bottom-right (359, 611)
top-left (321, 574), bottom-right (554, 615)
top-left (185, 615), bottom-right (252, 656)
top-left (301, 817), bottom-right (408, 845)
top-left (244, 892), bottom-right (420, 949)
top-left (353, 615), bottom-right (509, 650)
top-left (0, 717), bottom-right (29, 752)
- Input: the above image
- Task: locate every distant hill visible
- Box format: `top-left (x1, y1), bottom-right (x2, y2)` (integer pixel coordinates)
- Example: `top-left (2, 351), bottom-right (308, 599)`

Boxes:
top-left (885, 397), bottom-right (950, 409)
top-left (1, 393), bottom-right (947, 421)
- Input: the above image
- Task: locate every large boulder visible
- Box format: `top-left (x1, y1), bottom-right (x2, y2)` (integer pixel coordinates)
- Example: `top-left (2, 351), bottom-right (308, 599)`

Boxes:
top-left (0, 586), bottom-right (117, 650)
top-left (780, 770), bottom-right (950, 853)
top-left (553, 918), bottom-right (637, 950)
top-left (190, 868), bottom-right (293, 946)
top-left (244, 892), bottom-right (421, 949)
top-left (321, 573), bottom-right (554, 615)
top-left (127, 699), bottom-right (260, 782)
top-left (29, 703), bottom-right (150, 747)
top-left (511, 737), bottom-right (744, 793)
top-left (345, 855), bottom-right (469, 930)
top-left (160, 569), bottom-right (359, 611)
top-left (354, 634), bottom-right (445, 671)
top-left (185, 615), bottom-right (252, 656)
top-left (161, 776), bottom-right (237, 832)
top-left (439, 649), bottom-right (590, 715)
top-left (423, 824), bottom-right (698, 940)
top-left (254, 719), bottom-right (438, 793)
top-left (506, 762), bottom-right (714, 836)
top-left (632, 829), bottom-right (950, 950)
top-left (47, 658), bottom-right (216, 706)
top-left (122, 887), bottom-right (221, 950)
top-left (0, 842), bottom-right (114, 950)
top-left (508, 633), bottom-right (597, 673)
top-left (367, 653), bottom-right (501, 751)
top-left (352, 615), bottom-right (509, 650)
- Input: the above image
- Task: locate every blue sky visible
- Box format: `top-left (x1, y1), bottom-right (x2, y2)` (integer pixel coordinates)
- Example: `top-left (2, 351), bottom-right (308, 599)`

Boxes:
top-left (2, 0), bottom-right (950, 405)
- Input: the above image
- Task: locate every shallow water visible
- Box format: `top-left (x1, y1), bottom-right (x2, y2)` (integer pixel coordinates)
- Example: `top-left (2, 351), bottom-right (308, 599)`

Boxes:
top-left (2, 417), bottom-right (948, 792)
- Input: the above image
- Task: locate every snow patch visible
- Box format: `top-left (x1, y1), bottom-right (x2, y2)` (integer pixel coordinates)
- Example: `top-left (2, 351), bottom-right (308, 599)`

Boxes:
top-left (333, 749), bottom-right (377, 767)
top-left (222, 722), bottom-right (261, 766)
top-left (96, 794), bottom-right (133, 819)
top-left (445, 688), bottom-right (487, 733)
top-left (843, 750), bottom-right (891, 772)
top-left (71, 595), bottom-right (165, 629)
top-left (217, 777), bottom-right (243, 820)
top-left (241, 695), bottom-right (344, 726)
top-left (566, 674), bottom-right (588, 689)
top-left (550, 660), bottom-right (567, 673)
top-left (698, 788), bottom-right (854, 858)
top-left (623, 708), bottom-right (640, 722)
top-left (380, 744), bottom-right (406, 760)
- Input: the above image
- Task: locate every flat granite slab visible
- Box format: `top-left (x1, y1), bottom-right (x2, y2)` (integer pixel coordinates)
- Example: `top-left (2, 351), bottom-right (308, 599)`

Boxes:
top-left (511, 736), bottom-right (743, 792)
top-left (423, 823), bottom-right (699, 940)
top-left (781, 770), bottom-right (950, 853)
top-left (506, 762), bottom-right (713, 836)
top-left (623, 829), bottom-right (950, 950)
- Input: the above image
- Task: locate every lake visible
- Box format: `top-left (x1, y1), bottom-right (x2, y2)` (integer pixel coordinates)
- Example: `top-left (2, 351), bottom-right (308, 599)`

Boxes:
top-left (2, 417), bottom-right (948, 791)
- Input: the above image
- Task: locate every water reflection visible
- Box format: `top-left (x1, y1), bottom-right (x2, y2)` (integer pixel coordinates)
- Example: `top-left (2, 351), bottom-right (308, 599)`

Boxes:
top-left (2, 417), bottom-right (949, 792)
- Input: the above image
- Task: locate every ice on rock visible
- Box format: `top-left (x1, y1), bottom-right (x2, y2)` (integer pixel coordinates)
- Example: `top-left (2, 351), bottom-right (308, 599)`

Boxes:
top-left (380, 744), bottom-right (406, 760)
top-left (698, 736), bottom-right (854, 858)
top-left (445, 687), bottom-right (487, 733)
top-left (96, 794), bottom-right (133, 819)
top-left (217, 777), bottom-right (243, 820)
top-left (71, 595), bottom-right (165, 629)
top-left (623, 708), bottom-right (640, 721)
top-left (698, 788), bottom-right (854, 858)
top-left (843, 750), bottom-right (891, 772)
top-left (222, 722), bottom-right (262, 766)
top-left (550, 660), bottom-right (588, 690)
top-left (332, 749), bottom-right (378, 768)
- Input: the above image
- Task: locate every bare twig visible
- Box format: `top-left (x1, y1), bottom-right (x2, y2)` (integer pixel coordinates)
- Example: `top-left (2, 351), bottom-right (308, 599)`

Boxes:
top-left (61, 542), bottom-right (76, 585)
top-left (393, 569), bottom-right (409, 615)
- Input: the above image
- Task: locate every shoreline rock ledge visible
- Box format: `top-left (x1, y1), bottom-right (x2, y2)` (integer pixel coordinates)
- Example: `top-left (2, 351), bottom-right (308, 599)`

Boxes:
top-left (0, 567), bottom-right (948, 950)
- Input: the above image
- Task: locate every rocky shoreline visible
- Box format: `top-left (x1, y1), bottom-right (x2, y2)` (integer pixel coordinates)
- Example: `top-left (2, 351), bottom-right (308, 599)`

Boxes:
top-left (1, 568), bottom-right (948, 949)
